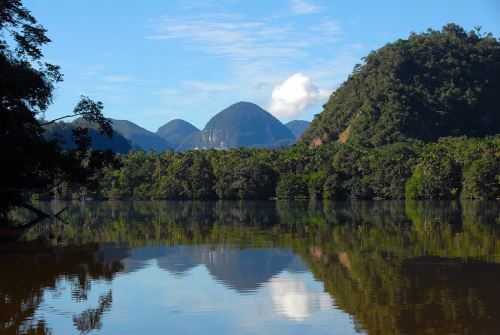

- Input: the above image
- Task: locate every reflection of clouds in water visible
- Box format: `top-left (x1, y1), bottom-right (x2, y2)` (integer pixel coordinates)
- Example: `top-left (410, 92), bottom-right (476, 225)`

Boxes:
top-left (268, 273), bottom-right (333, 322)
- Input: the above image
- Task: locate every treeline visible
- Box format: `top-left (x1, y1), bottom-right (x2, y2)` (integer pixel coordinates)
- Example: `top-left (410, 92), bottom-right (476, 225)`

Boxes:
top-left (40, 135), bottom-right (499, 201)
top-left (302, 24), bottom-right (500, 147)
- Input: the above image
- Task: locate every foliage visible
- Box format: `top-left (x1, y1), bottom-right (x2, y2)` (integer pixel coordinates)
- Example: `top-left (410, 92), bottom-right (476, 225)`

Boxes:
top-left (302, 24), bottom-right (500, 147)
top-left (462, 157), bottom-right (499, 199)
top-left (276, 173), bottom-right (308, 199)
top-left (53, 136), bottom-right (498, 201)
top-left (0, 0), bottom-right (116, 218)
top-left (405, 136), bottom-right (499, 199)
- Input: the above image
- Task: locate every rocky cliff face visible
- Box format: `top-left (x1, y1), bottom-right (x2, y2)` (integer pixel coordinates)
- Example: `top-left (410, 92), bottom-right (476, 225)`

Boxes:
top-left (179, 101), bottom-right (295, 150)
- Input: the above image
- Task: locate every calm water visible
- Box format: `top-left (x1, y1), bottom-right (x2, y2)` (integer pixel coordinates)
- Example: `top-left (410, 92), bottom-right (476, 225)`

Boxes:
top-left (1, 201), bottom-right (499, 334)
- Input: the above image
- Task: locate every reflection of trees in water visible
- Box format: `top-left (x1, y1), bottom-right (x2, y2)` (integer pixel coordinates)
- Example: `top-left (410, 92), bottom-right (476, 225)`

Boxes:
top-left (301, 251), bottom-right (500, 335)
top-left (8, 200), bottom-right (500, 334)
top-left (73, 291), bottom-right (112, 333)
top-left (290, 202), bottom-right (500, 334)
top-left (28, 200), bottom-right (498, 258)
top-left (0, 243), bottom-right (126, 335)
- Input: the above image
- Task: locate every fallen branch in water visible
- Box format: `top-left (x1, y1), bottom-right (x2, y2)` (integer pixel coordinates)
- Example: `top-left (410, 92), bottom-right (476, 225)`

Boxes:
top-left (7, 203), bottom-right (70, 229)
top-left (54, 206), bottom-right (69, 218)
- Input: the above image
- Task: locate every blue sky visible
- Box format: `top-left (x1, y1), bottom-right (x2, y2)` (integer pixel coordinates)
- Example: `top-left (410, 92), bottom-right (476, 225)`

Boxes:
top-left (26, 0), bottom-right (500, 131)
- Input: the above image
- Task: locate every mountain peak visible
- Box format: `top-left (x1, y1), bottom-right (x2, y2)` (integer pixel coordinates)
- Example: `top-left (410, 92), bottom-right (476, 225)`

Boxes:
top-left (47, 102), bottom-right (303, 152)
top-left (156, 119), bottom-right (200, 149)
top-left (110, 119), bottom-right (171, 152)
top-left (179, 102), bottom-right (295, 150)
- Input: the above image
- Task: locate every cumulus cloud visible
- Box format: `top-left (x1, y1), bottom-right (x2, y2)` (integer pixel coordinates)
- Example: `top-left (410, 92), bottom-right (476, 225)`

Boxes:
top-left (268, 73), bottom-right (330, 118)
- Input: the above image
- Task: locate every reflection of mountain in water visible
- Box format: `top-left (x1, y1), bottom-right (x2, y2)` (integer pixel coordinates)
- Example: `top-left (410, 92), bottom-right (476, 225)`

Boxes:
top-left (118, 245), bottom-right (305, 292)
top-left (200, 247), bottom-right (294, 292)
top-left (157, 246), bottom-right (201, 275)
top-left (120, 246), bottom-right (167, 273)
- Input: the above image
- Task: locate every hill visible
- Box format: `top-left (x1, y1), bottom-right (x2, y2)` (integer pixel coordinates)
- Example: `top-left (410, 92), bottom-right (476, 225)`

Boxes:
top-left (301, 24), bottom-right (500, 147)
top-left (285, 120), bottom-right (310, 139)
top-left (110, 119), bottom-right (171, 152)
top-left (178, 102), bottom-right (295, 150)
top-left (43, 120), bottom-right (131, 153)
top-left (156, 119), bottom-right (200, 149)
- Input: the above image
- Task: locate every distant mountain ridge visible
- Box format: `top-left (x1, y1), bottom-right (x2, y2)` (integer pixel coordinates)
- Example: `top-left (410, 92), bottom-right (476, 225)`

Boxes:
top-left (156, 119), bottom-right (200, 148)
top-left (285, 120), bottom-right (310, 139)
top-left (178, 102), bottom-right (296, 150)
top-left (44, 102), bottom-right (310, 152)
top-left (110, 119), bottom-right (172, 152)
top-left (43, 119), bottom-right (132, 153)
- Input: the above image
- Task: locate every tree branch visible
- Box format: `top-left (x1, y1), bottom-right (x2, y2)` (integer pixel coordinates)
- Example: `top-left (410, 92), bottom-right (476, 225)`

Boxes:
top-left (40, 113), bottom-right (83, 126)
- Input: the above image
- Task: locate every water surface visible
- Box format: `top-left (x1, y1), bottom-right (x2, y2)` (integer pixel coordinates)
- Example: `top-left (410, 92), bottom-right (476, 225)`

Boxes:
top-left (1, 201), bottom-right (499, 334)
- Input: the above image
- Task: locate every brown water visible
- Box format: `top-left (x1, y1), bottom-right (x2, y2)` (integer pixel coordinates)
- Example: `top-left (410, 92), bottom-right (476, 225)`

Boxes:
top-left (1, 200), bottom-right (499, 334)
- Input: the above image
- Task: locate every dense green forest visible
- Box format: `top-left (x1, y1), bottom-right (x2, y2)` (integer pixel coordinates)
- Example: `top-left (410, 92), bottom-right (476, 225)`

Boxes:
top-left (1, 0), bottom-right (499, 221)
top-left (41, 24), bottom-right (499, 202)
top-left (41, 135), bottom-right (498, 201)
top-left (301, 24), bottom-right (500, 147)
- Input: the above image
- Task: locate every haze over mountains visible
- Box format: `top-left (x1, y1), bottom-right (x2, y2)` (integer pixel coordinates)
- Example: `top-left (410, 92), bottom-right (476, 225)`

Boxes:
top-left (45, 102), bottom-right (310, 152)
top-left (285, 120), bottom-right (310, 138)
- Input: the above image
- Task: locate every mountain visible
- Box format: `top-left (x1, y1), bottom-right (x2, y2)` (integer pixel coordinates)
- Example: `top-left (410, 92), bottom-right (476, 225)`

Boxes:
top-left (43, 120), bottom-right (131, 153)
top-left (156, 119), bottom-right (200, 149)
top-left (285, 120), bottom-right (310, 139)
top-left (178, 101), bottom-right (295, 150)
top-left (110, 119), bottom-right (172, 152)
top-left (301, 24), bottom-right (500, 148)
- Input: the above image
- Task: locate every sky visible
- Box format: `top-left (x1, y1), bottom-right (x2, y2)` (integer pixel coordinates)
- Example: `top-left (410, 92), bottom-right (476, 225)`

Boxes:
top-left (25, 0), bottom-right (500, 131)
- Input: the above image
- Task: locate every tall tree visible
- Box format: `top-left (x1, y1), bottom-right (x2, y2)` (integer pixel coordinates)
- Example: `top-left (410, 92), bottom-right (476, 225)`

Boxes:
top-left (0, 0), bottom-right (114, 221)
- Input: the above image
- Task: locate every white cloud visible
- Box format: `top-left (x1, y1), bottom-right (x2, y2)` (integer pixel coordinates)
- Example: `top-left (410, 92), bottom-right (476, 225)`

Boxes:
top-left (147, 14), bottom-right (301, 60)
top-left (145, 11), bottom-right (354, 123)
top-left (146, 14), bottom-right (341, 62)
top-left (103, 75), bottom-right (133, 82)
top-left (268, 73), bottom-right (330, 118)
top-left (290, 0), bottom-right (324, 15)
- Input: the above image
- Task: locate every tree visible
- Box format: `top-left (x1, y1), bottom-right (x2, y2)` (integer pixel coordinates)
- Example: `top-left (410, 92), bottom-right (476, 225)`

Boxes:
top-left (462, 157), bottom-right (499, 199)
top-left (302, 24), bottom-right (500, 147)
top-left (0, 0), bottom-right (114, 221)
top-left (276, 173), bottom-right (308, 199)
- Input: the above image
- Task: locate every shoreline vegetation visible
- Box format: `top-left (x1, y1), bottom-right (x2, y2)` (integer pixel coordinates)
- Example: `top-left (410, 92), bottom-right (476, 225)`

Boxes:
top-left (1, 0), bottom-right (499, 221)
top-left (28, 24), bottom-right (500, 204)
top-left (34, 135), bottom-right (498, 202)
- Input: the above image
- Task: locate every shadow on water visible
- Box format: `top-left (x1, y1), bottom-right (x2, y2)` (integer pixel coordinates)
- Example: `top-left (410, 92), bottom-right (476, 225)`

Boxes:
top-left (1, 200), bottom-right (499, 334)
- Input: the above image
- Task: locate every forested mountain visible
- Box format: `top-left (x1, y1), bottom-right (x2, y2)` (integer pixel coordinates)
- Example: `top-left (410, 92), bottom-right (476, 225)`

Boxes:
top-left (43, 120), bottom-right (131, 153)
top-left (178, 102), bottom-right (296, 150)
top-left (301, 24), bottom-right (500, 147)
top-left (285, 120), bottom-right (310, 139)
top-left (110, 119), bottom-right (172, 152)
top-left (156, 119), bottom-right (200, 149)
